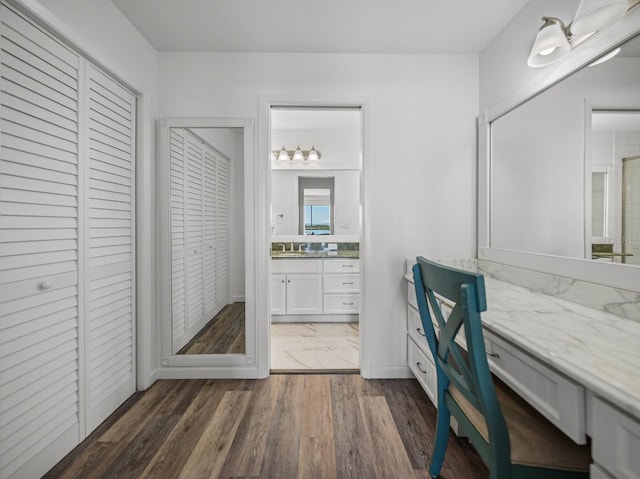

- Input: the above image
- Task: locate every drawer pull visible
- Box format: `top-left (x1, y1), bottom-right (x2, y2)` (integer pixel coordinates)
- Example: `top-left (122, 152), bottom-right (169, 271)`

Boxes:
top-left (416, 362), bottom-right (427, 374)
top-left (342, 282), bottom-right (354, 285)
top-left (342, 302), bottom-right (354, 306)
top-left (342, 264), bottom-right (354, 268)
top-left (39, 280), bottom-right (53, 290)
top-left (487, 352), bottom-right (500, 358)
top-left (416, 327), bottom-right (426, 337)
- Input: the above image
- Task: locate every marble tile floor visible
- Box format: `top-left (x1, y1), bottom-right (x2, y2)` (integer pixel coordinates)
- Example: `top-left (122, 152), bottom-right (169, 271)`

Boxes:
top-left (270, 322), bottom-right (359, 371)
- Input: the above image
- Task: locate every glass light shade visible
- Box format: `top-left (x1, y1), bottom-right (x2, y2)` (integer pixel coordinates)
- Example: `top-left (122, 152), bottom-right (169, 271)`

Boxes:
top-left (589, 46), bottom-right (621, 66)
top-left (277, 146), bottom-right (289, 161)
top-left (307, 146), bottom-right (319, 161)
top-left (527, 18), bottom-right (571, 68)
top-left (292, 146), bottom-right (304, 161)
top-left (571, 0), bottom-right (628, 36)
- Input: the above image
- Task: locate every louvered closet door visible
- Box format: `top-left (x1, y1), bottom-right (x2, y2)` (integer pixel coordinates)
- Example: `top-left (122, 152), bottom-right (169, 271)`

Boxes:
top-left (202, 144), bottom-right (217, 319)
top-left (84, 64), bottom-right (135, 432)
top-left (170, 128), bottom-right (186, 350)
top-left (215, 156), bottom-right (229, 308)
top-left (0, 5), bottom-right (81, 478)
top-left (185, 132), bottom-right (203, 333)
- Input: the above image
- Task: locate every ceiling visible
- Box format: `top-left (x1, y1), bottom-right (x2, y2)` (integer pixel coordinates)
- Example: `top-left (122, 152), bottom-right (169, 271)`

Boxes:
top-left (111, 0), bottom-right (529, 54)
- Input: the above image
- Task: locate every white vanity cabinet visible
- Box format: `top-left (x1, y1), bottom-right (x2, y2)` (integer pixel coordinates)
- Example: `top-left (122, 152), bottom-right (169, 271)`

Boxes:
top-left (271, 259), bottom-right (323, 316)
top-left (271, 257), bottom-right (360, 319)
top-left (591, 396), bottom-right (640, 479)
top-left (323, 259), bottom-right (360, 313)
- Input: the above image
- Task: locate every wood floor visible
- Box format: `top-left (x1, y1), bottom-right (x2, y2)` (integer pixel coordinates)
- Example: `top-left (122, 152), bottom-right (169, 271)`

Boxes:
top-left (178, 303), bottom-right (245, 354)
top-left (45, 375), bottom-right (488, 479)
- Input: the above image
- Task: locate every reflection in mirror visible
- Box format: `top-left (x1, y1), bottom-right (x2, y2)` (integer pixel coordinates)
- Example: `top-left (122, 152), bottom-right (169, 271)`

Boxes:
top-left (299, 177), bottom-right (334, 235)
top-left (490, 32), bottom-right (640, 266)
top-left (168, 127), bottom-right (246, 355)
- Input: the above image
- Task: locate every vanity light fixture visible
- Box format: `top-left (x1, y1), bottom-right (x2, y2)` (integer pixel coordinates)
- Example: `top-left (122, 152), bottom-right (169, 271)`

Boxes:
top-left (527, 17), bottom-right (572, 68)
top-left (571, 0), bottom-right (628, 36)
top-left (292, 145), bottom-right (305, 161)
top-left (527, 0), bottom-right (631, 68)
top-left (272, 146), bottom-right (322, 161)
top-left (588, 46), bottom-right (622, 66)
top-left (277, 146), bottom-right (290, 161)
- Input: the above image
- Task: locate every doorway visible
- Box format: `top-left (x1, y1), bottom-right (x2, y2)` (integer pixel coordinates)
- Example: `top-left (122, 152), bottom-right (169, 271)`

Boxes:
top-left (269, 107), bottom-right (363, 372)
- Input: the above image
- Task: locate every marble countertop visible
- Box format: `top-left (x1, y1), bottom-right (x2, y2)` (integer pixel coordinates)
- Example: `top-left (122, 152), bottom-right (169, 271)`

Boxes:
top-left (272, 251), bottom-right (359, 259)
top-left (405, 272), bottom-right (640, 420)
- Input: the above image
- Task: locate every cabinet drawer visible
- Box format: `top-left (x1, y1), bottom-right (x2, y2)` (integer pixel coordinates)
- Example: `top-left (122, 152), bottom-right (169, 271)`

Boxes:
top-left (408, 283), bottom-right (418, 309)
top-left (408, 337), bottom-right (437, 407)
top-left (272, 259), bottom-right (323, 274)
top-left (592, 397), bottom-right (640, 479)
top-left (407, 304), bottom-right (430, 350)
top-left (324, 294), bottom-right (359, 313)
top-left (323, 274), bottom-right (359, 293)
top-left (323, 259), bottom-right (359, 273)
top-left (484, 331), bottom-right (586, 443)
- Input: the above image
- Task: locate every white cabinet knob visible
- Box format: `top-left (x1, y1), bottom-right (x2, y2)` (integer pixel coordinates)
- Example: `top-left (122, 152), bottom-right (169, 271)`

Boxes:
top-left (39, 280), bottom-right (53, 290)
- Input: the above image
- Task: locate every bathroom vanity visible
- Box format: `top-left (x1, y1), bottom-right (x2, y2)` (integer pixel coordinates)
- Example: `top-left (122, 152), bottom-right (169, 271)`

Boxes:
top-left (271, 254), bottom-right (359, 322)
top-left (405, 259), bottom-right (640, 479)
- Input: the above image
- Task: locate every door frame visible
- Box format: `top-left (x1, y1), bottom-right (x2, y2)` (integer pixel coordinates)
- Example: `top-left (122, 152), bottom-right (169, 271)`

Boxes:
top-left (258, 98), bottom-right (371, 377)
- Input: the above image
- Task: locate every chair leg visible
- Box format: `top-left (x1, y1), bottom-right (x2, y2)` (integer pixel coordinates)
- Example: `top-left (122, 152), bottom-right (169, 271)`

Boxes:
top-left (429, 400), bottom-right (451, 478)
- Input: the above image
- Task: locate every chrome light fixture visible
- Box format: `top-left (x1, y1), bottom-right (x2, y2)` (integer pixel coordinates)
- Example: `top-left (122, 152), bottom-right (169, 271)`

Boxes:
top-left (307, 146), bottom-right (319, 161)
top-left (277, 146), bottom-right (289, 161)
top-left (527, 0), bottom-right (631, 68)
top-left (527, 17), bottom-right (571, 68)
top-left (292, 145), bottom-right (305, 161)
top-left (272, 146), bottom-right (322, 161)
top-left (571, 0), bottom-right (628, 36)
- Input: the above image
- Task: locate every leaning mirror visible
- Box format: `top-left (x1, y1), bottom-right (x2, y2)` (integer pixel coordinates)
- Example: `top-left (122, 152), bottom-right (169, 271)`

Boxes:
top-left (490, 32), bottom-right (640, 266)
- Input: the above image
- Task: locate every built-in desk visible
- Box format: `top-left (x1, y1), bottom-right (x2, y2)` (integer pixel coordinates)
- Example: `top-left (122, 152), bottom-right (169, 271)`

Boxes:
top-left (405, 264), bottom-right (640, 479)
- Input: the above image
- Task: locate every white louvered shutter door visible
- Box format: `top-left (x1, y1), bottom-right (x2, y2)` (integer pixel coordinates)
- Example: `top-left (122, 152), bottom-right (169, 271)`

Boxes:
top-left (0, 4), bottom-right (81, 478)
top-left (170, 128), bottom-right (186, 351)
top-left (215, 155), bottom-right (229, 308)
top-left (202, 144), bottom-right (217, 319)
top-left (84, 64), bottom-right (135, 432)
top-left (185, 132), bottom-right (203, 333)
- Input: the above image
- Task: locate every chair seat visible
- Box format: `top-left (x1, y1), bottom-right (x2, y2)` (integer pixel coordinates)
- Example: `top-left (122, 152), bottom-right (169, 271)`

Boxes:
top-left (449, 378), bottom-right (591, 473)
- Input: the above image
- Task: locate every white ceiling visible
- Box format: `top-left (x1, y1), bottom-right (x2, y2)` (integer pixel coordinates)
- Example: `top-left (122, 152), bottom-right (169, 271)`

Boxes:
top-left (111, 0), bottom-right (529, 54)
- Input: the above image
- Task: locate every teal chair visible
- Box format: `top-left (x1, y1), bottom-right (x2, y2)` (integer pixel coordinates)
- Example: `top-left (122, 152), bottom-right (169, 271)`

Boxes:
top-left (412, 257), bottom-right (591, 479)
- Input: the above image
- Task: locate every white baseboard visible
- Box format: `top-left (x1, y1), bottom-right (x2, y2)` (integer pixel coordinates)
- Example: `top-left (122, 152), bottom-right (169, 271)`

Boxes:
top-left (271, 314), bottom-right (358, 323)
top-left (364, 365), bottom-right (414, 379)
top-left (233, 295), bottom-right (245, 302)
top-left (154, 366), bottom-right (261, 379)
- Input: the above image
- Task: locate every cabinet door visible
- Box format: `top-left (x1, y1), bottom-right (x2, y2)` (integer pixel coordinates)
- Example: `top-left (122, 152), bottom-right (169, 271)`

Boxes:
top-left (84, 64), bottom-right (136, 433)
top-left (184, 132), bottom-right (203, 331)
top-left (0, 5), bottom-right (82, 477)
top-left (286, 273), bottom-right (323, 314)
top-left (215, 155), bottom-right (229, 308)
top-left (202, 144), bottom-right (217, 318)
top-left (170, 128), bottom-right (187, 349)
top-left (271, 274), bottom-right (286, 315)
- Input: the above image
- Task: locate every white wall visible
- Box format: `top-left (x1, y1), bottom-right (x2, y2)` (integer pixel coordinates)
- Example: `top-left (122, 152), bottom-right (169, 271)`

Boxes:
top-left (158, 52), bottom-right (478, 377)
top-left (22, 0), bottom-right (158, 388)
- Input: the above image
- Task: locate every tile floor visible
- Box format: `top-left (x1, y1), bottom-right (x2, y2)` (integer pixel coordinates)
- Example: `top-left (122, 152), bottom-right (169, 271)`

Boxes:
top-left (270, 322), bottom-right (359, 370)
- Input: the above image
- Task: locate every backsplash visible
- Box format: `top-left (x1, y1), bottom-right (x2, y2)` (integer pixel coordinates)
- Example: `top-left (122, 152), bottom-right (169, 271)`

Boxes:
top-left (477, 259), bottom-right (640, 323)
top-left (405, 256), bottom-right (639, 323)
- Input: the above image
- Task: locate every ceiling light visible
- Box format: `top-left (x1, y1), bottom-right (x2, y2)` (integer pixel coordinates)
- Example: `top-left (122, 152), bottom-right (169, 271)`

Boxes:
top-left (292, 146), bottom-right (305, 161)
top-left (527, 17), bottom-right (571, 68)
top-left (277, 146), bottom-right (289, 161)
top-left (571, 0), bottom-right (628, 36)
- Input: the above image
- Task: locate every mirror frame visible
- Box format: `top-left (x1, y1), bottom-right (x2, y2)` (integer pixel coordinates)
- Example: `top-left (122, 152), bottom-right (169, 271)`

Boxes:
top-left (157, 118), bottom-right (260, 376)
top-left (478, 8), bottom-right (640, 292)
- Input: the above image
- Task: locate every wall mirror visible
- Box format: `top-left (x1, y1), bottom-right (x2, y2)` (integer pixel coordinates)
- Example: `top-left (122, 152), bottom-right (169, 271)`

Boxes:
top-left (490, 31), bottom-right (640, 267)
top-left (158, 118), bottom-right (257, 371)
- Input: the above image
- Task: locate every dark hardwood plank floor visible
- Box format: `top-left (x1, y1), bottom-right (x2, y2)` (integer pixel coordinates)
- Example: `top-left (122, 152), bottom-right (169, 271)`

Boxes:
top-left (45, 375), bottom-right (488, 479)
top-left (178, 303), bottom-right (245, 354)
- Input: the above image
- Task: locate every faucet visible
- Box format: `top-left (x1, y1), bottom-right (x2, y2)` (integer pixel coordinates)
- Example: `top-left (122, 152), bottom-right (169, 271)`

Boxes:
top-left (279, 244), bottom-right (286, 252)
top-left (298, 243), bottom-right (305, 252)
top-left (290, 241), bottom-right (294, 252)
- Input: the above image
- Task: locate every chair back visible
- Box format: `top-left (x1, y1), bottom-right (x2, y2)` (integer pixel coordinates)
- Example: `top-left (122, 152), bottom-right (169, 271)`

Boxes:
top-left (412, 257), bottom-right (511, 474)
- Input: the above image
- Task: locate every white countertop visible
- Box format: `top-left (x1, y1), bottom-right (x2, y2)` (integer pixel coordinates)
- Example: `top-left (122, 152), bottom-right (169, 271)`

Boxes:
top-left (406, 272), bottom-right (640, 420)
